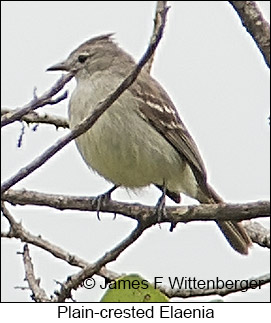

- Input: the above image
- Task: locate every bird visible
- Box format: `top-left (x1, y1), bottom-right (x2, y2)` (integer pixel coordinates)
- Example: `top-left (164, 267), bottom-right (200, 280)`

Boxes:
top-left (47, 34), bottom-right (252, 255)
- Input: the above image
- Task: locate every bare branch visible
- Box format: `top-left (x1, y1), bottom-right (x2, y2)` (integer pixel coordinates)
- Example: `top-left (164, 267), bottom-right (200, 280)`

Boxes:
top-left (2, 208), bottom-right (87, 267)
top-left (1, 75), bottom-right (72, 128)
top-left (229, 1), bottom-right (270, 67)
top-left (1, 202), bottom-right (122, 282)
top-left (2, 189), bottom-right (269, 224)
top-left (144, 1), bottom-right (168, 74)
top-left (21, 244), bottom-right (50, 302)
top-left (1, 203), bottom-right (50, 301)
top-left (243, 221), bottom-right (270, 248)
top-left (52, 221), bottom-right (146, 302)
top-left (0, 203), bottom-right (91, 268)
top-left (159, 273), bottom-right (270, 299)
top-left (1, 6), bottom-right (169, 195)
top-left (2, 202), bottom-right (146, 302)
top-left (1, 106), bottom-right (69, 130)
top-left (2, 200), bottom-right (269, 301)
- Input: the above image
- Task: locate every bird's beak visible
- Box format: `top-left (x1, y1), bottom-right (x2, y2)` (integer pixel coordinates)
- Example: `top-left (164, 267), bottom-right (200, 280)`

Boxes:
top-left (46, 61), bottom-right (69, 72)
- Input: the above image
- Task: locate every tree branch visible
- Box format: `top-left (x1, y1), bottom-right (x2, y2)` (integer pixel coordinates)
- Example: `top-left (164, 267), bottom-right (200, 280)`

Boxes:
top-left (2, 200), bottom-right (269, 301)
top-left (1, 203), bottom-right (50, 301)
top-left (52, 222), bottom-right (147, 302)
top-left (229, 1), bottom-right (270, 67)
top-left (21, 244), bottom-right (50, 302)
top-left (1, 202), bottom-right (119, 282)
top-left (159, 273), bottom-right (270, 299)
top-left (243, 221), bottom-right (270, 248)
top-left (144, 1), bottom-right (168, 74)
top-left (1, 107), bottom-right (69, 129)
top-left (1, 5), bottom-right (169, 195)
top-left (1, 75), bottom-right (73, 128)
top-left (2, 189), bottom-right (269, 224)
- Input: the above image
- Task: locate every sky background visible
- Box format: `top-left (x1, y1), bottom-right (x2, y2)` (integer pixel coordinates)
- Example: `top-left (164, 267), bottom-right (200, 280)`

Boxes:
top-left (1, 1), bottom-right (270, 302)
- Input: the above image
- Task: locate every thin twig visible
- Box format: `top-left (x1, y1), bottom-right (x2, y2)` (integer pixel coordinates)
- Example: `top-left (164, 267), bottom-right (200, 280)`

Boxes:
top-left (1, 203), bottom-right (50, 301)
top-left (1, 107), bottom-right (69, 130)
top-left (2, 108), bottom-right (69, 129)
top-left (1, 202), bottom-right (122, 282)
top-left (144, 1), bottom-right (168, 74)
top-left (22, 244), bottom-right (50, 302)
top-left (1, 5), bottom-right (169, 195)
top-left (229, 1), bottom-right (270, 67)
top-left (1, 75), bottom-right (72, 128)
top-left (53, 221), bottom-right (147, 302)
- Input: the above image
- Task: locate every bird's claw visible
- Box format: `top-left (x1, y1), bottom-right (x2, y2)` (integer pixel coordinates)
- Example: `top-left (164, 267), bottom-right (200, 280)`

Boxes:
top-left (92, 185), bottom-right (118, 220)
top-left (92, 192), bottom-right (111, 220)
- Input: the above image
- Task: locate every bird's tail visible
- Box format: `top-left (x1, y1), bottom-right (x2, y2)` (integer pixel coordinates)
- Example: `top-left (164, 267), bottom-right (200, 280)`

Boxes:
top-left (198, 184), bottom-right (252, 255)
top-left (162, 183), bottom-right (252, 255)
top-left (215, 221), bottom-right (251, 255)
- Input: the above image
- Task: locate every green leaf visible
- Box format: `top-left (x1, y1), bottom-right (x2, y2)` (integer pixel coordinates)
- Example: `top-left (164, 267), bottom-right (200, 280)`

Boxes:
top-left (100, 274), bottom-right (169, 302)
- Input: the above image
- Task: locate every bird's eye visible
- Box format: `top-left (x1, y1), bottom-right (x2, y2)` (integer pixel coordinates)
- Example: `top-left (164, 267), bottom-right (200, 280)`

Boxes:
top-left (78, 54), bottom-right (88, 64)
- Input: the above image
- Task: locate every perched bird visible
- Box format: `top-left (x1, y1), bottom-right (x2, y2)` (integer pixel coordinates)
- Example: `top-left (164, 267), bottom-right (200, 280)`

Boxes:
top-left (48, 34), bottom-right (252, 255)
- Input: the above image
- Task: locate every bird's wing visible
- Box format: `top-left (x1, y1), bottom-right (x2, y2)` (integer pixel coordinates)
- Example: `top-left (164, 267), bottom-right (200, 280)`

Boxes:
top-left (131, 74), bottom-right (209, 193)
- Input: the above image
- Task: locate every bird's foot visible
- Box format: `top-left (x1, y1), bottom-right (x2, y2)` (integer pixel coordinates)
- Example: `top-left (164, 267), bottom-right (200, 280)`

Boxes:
top-left (92, 185), bottom-right (118, 220)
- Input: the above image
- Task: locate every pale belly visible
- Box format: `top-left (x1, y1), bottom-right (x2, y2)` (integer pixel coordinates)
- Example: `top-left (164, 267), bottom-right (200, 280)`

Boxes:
top-left (68, 78), bottom-right (198, 199)
top-left (71, 103), bottom-right (198, 198)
